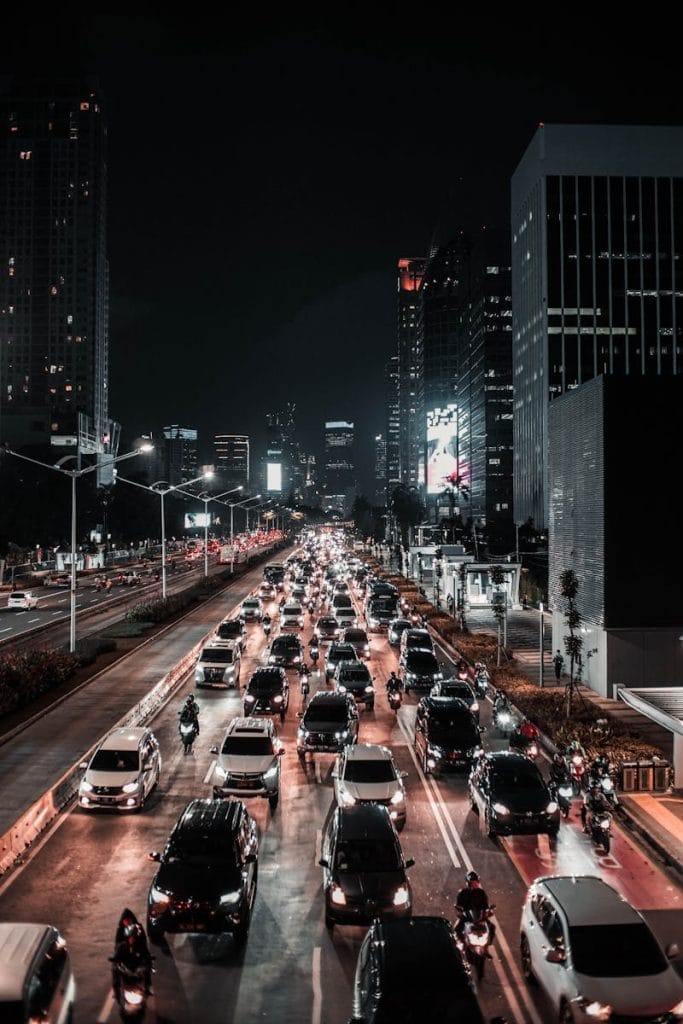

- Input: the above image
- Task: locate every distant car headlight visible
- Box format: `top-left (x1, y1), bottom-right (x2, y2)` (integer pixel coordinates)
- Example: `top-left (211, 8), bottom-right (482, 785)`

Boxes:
top-left (330, 884), bottom-right (347, 906)
top-left (150, 886), bottom-right (171, 907)
top-left (245, 694), bottom-right (255, 702)
top-left (390, 789), bottom-right (404, 805)
top-left (392, 885), bottom-right (410, 907)
top-left (214, 764), bottom-right (228, 779)
top-left (334, 729), bottom-right (349, 740)
top-left (122, 782), bottom-right (139, 793)
top-left (269, 656), bottom-right (277, 664)
top-left (406, 672), bottom-right (416, 681)
top-left (293, 656), bottom-right (300, 663)
top-left (219, 890), bottom-right (242, 907)
top-left (263, 763), bottom-right (279, 781)
top-left (364, 685), bottom-right (374, 694)
top-left (545, 801), bottom-right (558, 814)
top-left (492, 802), bottom-right (510, 815)
top-left (471, 701), bottom-right (479, 712)
top-left (670, 997), bottom-right (683, 1015)
top-left (427, 744), bottom-right (443, 760)
top-left (195, 669), bottom-right (204, 681)
top-left (273, 695), bottom-right (283, 703)
top-left (339, 788), bottom-right (356, 807)
top-left (80, 780), bottom-right (94, 792)
top-left (578, 1000), bottom-right (612, 1021)
top-left (338, 685), bottom-right (347, 693)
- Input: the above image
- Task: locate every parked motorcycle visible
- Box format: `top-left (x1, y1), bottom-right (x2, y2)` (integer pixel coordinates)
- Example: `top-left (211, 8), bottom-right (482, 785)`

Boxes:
top-left (179, 719), bottom-right (198, 754)
top-left (586, 807), bottom-right (612, 854)
top-left (457, 906), bottom-right (495, 980)
top-left (388, 688), bottom-right (402, 712)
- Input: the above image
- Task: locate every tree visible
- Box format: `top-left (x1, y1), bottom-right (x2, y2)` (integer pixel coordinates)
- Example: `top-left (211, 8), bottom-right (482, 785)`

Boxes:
top-left (350, 495), bottom-right (374, 537)
top-left (439, 474), bottom-right (470, 544)
top-left (559, 568), bottom-right (583, 720)
top-left (489, 563), bottom-right (507, 666)
top-left (389, 485), bottom-right (424, 546)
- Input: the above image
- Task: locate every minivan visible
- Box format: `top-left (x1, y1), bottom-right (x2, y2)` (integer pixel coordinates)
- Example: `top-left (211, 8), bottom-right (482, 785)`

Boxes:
top-left (79, 726), bottom-right (161, 811)
top-left (0, 923), bottom-right (76, 1024)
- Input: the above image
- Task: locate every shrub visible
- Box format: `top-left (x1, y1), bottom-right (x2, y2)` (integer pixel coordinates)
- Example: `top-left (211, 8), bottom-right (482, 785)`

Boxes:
top-left (0, 649), bottom-right (80, 715)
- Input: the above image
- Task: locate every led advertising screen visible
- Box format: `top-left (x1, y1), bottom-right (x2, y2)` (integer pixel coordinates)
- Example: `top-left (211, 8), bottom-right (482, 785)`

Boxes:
top-left (267, 462), bottom-right (282, 492)
top-left (426, 404), bottom-right (459, 494)
top-left (184, 512), bottom-right (211, 529)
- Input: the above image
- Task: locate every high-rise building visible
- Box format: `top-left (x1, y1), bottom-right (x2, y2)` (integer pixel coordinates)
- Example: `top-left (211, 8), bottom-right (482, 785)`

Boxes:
top-left (397, 257), bottom-right (426, 488)
top-left (385, 354), bottom-right (400, 500)
top-left (324, 420), bottom-right (355, 514)
top-left (512, 123), bottom-right (683, 529)
top-left (457, 228), bottom-right (514, 540)
top-left (264, 404), bottom-right (299, 497)
top-left (0, 77), bottom-right (116, 480)
top-left (214, 434), bottom-right (249, 487)
top-left (162, 425), bottom-right (198, 485)
top-left (373, 433), bottom-right (387, 506)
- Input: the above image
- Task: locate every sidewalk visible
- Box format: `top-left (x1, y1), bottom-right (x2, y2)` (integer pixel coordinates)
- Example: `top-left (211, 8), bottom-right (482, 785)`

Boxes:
top-left (382, 561), bottom-right (683, 879)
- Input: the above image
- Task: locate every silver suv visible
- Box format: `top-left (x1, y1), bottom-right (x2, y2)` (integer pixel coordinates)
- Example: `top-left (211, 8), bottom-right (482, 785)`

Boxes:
top-left (210, 717), bottom-right (284, 812)
top-left (195, 640), bottom-right (241, 688)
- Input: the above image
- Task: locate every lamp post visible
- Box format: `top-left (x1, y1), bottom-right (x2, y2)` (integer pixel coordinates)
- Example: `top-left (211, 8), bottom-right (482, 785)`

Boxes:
top-left (221, 494), bottom-right (262, 572)
top-left (115, 471), bottom-right (213, 598)
top-left (2, 443), bottom-right (153, 652)
top-left (172, 485), bottom-right (243, 578)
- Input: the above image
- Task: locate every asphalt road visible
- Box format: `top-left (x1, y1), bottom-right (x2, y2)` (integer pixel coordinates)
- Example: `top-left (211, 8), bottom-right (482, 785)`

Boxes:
top-left (0, 571), bottom-right (680, 1024)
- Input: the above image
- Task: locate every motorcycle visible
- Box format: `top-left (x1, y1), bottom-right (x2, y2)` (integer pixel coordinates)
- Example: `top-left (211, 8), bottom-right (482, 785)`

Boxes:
top-left (309, 645), bottom-right (320, 667)
top-left (263, 619), bottom-right (272, 638)
top-left (179, 718), bottom-right (198, 754)
top-left (586, 807), bottom-right (612, 855)
top-left (549, 779), bottom-right (573, 819)
top-left (473, 663), bottom-right (489, 699)
top-left (111, 959), bottom-right (150, 1020)
top-left (387, 688), bottom-right (402, 712)
top-left (509, 731), bottom-right (539, 760)
top-left (566, 751), bottom-right (587, 796)
top-left (457, 906), bottom-right (495, 980)
top-left (492, 704), bottom-right (515, 737)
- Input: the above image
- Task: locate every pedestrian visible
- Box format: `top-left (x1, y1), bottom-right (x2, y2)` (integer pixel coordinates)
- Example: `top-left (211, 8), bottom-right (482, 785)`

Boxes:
top-left (553, 650), bottom-right (564, 680)
top-left (522, 594), bottom-right (528, 610)
top-left (447, 594), bottom-right (454, 615)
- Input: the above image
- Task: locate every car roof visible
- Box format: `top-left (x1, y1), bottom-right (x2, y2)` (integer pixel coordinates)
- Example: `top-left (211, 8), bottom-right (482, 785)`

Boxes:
top-left (251, 665), bottom-right (285, 677)
top-left (486, 751), bottom-right (543, 772)
top-left (405, 628), bottom-right (431, 639)
top-left (100, 727), bottom-right (148, 750)
top-left (422, 696), bottom-right (472, 714)
top-left (243, 596), bottom-right (260, 603)
top-left (176, 798), bottom-right (244, 837)
top-left (344, 743), bottom-right (393, 762)
top-left (272, 633), bottom-right (300, 644)
top-left (439, 680), bottom-right (474, 694)
top-left (226, 717), bottom-right (274, 735)
top-left (0, 924), bottom-right (58, 1001)
top-left (336, 802), bottom-right (394, 839)
top-left (406, 649), bottom-right (438, 663)
top-left (373, 917), bottom-right (470, 987)
top-left (535, 875), bottom-right (642, 927)
top-left (307, 691), bottom-right (350, 706)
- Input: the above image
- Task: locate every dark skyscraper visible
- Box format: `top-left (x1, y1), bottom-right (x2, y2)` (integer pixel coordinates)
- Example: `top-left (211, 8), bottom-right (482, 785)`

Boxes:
top-left (324, 420), bottom-right (355, 514)
top-left (385, 353), bottom-right (400, 500)
top-left (511, 123), bottom-right (683, 528)
top-left (373, 432), bottom-right (387, 506)
top-left (0, 77), bottom-right (114, 477)
top-left (214, 434), bottom-right (249, 487)
top-left (162, 425), bottom-right (198, 485)
top-left (397, 257), bottom-right (425, 488)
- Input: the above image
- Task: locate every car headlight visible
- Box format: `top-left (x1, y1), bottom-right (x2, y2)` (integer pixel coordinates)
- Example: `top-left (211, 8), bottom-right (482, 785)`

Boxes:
top-left (334, 729), bottom-right (349, 740)
top-left (122, 782), bottom-right (139, 793)
top-left (390, 789), bottom-right (404, 805)
top-left (263, 763), bottom-right (279, 781)
top-left (498, 711), bottom-right (511, 723)
top-left (545, 801), bottom-right (558, 814)
top-left (435, 672), bottom-right (443, 679)
top-left (269, 656), bottom-right (276, 663)
top-left (339, 788), bottom-right (356, 806)
top-left (363, 646), bottom-right (370, 654)
top-left (364, 685), bottom-right (374, 694)
top-left (471, 701), bottom-right (479, 712)
top-left (578, 1000), bottom-right (612, 1021)
top-left (293, 656), bottom-right (300, 663)
top-left (245, 694), bottom-right (255, 702)
top-left (214, 764), bottom-right (228, 779)
top-left (330, 884), bottom-right (347, 906)
top-left (298, 728), bottom-right (309, 739)
top-left (338, 685), bottom-right (347, 693)
top-left (670, 997), bottom-right (683, 1015)
top-left (150, 886), bottom-right (171, 907)
top-left (427, 744), bottom-right (442, 759)
top-left (80, 780), bottom-right (93, 792)
top-left (219, 889), bottom-right (242, 907)
top-left (273, 695), bottom-right (283, 703)
top-left (492, 802), bottom-right (510, 815)
top-left (195, 669), bottom-right (204, 680)
top-left (392, 885), bottom-right (410, 907)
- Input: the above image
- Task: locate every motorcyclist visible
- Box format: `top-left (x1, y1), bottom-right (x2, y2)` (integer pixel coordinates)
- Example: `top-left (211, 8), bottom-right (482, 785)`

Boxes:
top-left (111, 908), bottom-right (153, 998)
top-left (309, 639), bottom-right (320, 664)
top-left (549, 752), bottom-right (571, 786)
top-left (493, 691), bottom-right (510, 713)
top-left (587, 752), bottom-right (611, 784)
top-left (519, 717), bottom-right (539, 742)
top-left (455, 871), bottom-right (496, 950)
top-left (565, 738), bottom-right (587, 760)
top-left (262, 612), bottom-right (272, 633)
top-left (179, 695), bottom-right (199, 734)
top-left (581, 781), bottom-right (611, 829)
top-left (386, 671), bottom-right (402, 694)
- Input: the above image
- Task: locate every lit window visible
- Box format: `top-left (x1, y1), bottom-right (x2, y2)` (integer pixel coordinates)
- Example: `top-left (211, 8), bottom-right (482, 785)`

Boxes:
top-left (80, 102), bottom-right (90, 111)
top-left (50, 286), bottom-right (58, 296)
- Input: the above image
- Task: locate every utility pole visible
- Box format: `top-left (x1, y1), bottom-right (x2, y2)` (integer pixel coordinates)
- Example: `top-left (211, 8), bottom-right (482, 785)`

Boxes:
top-left (539, 601), bottom-right (544, 689)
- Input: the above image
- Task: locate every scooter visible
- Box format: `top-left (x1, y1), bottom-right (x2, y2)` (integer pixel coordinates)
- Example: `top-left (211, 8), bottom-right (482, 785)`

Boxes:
top-left (387, 688), bottom-right (402, 712)
top-left (111, 959), bottom-right (150, 1021)
top-left (549, 779), bottom-right (573, 819)
top-left (263, 620), bottom-right (272, 638)
top-left (473, 663), bottom-right (489, 699)
top-left (585, 807), bottom-right (612, 855)
top-left (566, 751), bottom-right (587, 796)
top-left (492, 703), bottom-right (515, 737)
top-left (457, 906), bottom-right (495, 980)
top-left (179, 719), bottom-right (198, 755)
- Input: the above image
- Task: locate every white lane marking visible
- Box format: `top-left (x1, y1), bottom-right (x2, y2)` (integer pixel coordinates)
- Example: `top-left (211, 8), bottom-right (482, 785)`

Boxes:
top-left (0, 627), bottom-right (12, 633)
top-left (311, 946), bottom-right (322, 1024)
top-left (397, 714), bottom-right (538, 1024)
top-left (52, 611), bottom-right (63, 615)
top-left (96, 990), bottom-right (114, 1023)
top-left (15, 611), bottom-right (26, 616)
top-left (203, 760), bottom-right (216, 786)
top-left (28, 617), bottom-right (40, 623)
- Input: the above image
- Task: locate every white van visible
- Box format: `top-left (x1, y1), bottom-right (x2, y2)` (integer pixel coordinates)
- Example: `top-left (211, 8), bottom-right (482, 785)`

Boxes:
top-left (0, 922), bottom-right (76, 1023)
top-left (280, 603), bottom-right (304, 629)
top-left (78, 726), bottom-right (161, 811)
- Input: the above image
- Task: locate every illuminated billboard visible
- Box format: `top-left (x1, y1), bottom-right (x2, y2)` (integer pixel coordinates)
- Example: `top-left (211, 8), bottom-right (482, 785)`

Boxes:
top-left (267, 462), bottom-right (282, 492)
top-left (426, 404), bottom-right (459, 495)
top-left (184, 512), bottom-right (211, 529)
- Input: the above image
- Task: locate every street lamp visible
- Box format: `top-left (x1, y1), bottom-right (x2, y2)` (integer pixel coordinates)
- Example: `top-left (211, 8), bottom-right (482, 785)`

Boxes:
top-left (115, 471), bottom-right (214, 598)
top-left (2, 442), bottom-right (153, 653)
top-left (171, 485), bottom-right (243, 578)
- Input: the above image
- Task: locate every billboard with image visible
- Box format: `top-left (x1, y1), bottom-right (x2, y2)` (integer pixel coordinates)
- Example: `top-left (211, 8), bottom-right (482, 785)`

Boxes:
top-left (184, 512), bottom-right (211, 529)
top-left (426, 404), bottom-right (459, 494)
top-left (267, 462), bottom-right (282, 492)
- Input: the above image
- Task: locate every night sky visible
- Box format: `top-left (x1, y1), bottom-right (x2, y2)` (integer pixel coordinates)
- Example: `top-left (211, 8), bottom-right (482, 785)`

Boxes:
top-left (4, 10), bottom-right (683, 492)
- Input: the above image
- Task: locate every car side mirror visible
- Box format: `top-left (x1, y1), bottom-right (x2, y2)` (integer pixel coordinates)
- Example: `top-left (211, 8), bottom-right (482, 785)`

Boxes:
top-left (404, 858), bottom-right (415, 869)
top-left (210, 745), bottom-right (218, 754)
top-left (545, 947), bottom-right (566, 964)
top-left (319, 858), bottom-right (329, 868)
top-left (666, 942), bottom-right (680, 959)
top-left (79, 761), bottom-right (88, 770)
top-left (148, 851), bottom-right (161, 862)
top-left (400, 770), bottom-right (408, 779)
top-left (277, 748), bottom-right (285, 756)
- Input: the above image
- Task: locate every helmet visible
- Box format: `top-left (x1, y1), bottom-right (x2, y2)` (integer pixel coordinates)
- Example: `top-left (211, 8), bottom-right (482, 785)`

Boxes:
top-left (466, 870), bottom-right (479, 885)
top-left (553, 753), bottom-right (564, 765)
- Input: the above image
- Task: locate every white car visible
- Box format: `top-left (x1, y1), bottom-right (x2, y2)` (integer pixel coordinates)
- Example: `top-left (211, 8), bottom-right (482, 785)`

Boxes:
top-left (6, 590), bottom-right (38, 610)
top-left (195, 640), bottom-right (241, 688)
top-left (520, 875), bottom-right (683, 1022)
top-left (78, 727), bottom-right (161, 811)
top-left (280, 602), bottom-right (304, 629)
top-left (240, 596), bottom-right (263, 622)
top-left (331, 743), bottom-right (407, 830)
top-left (210, 717), bottom-right (284, 811)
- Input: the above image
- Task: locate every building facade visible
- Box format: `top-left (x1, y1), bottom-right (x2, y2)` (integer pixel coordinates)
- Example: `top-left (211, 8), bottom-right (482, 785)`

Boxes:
top-left (214, 434), bottom-right (249, 487)
top-left (162, 425), bottom-right (198, 485)
top-left (0, 76), bottom-right (115, 479)
top-left (512, 123), bottom-right (683, 529)
top-left (385, 354), bottom-right (400, 501)
top-left (397, 257), bottom-right (426, 488)
top-left (373, 433), bottom-right (387, 507)
top-left (324, 420), bottom-right (355, 514)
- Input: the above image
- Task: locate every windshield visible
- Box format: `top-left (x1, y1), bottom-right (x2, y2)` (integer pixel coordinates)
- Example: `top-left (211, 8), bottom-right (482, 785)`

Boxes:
top-left (345, 760), bottom-right (396, 783)
top-left (284, 605), bottom-right (302, 615)
top-left (569, 923), bottom-right (668, 976)
top-left (243, 600), bottom-right (259, 609)
top-left (340, 668), bottom-right (371, 684)
top-left (305, 702), bottom-right (348, 723)
top-left (492, 766), bottom-right (545, 791)
top-left (336, 840), bottom-right (400, 872)
top-left (249, 675), bottom-right (282, 692)
top-left (330, 646), bottom-right (355, 661)
top-left (200, 648), bottom-right (233, 663)
top-left (429, 720), bottom-right (478, 745)
top-left (319, 619), bottom-right (338, 629)
top-left (408, 653), bottom-right (438, 671)
top-left (344, 631), bottom-right (366, 642)
top-left (217, 622), bottom-right (240, 638)
top-left (167, 836), bottom-right (237, 864)
top-left (440, 684), bottom-right (472, 700)
top-left (91, 749), bottom-right (139, 772)
top-left (272, 639), bottom-right (299, 653)
top-left (221, 736), bottom-right (274, 756)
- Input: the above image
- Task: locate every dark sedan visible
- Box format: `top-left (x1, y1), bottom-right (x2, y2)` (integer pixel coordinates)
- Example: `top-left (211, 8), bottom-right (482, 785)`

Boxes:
top-left (243, 667), bottom-right (289, 721)
top-left (468, 751), bottom-right (561, 837)
top-left (388, 617), bottom-right (412, 646)
top-left (430, 677), bottom-right (480, 721)
top-left (401, 650), bottom-right (443, 692)
top-left (268, 634), bottom-right (303, 667)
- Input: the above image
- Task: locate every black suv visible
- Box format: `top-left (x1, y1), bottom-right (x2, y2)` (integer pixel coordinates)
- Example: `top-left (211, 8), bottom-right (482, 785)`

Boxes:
top-left (147, 798), bottom-right (258, 946)
top-left (402, 649), bottom-right (442, 692)
top-left (319, 803), bottom-right (414, 929)
top-left (244, 667), bottom-right (289, 721)
top-left (297, 692), bottom-right (359, 759)
top-left (414, 697), bottom-right (482, 775)
top-left (348, 916), bottom-right (494, 1024)
top-left (215, 616), bottom-right (246, 651)
top-left (334, 661), bottom-right (375, 710)
top-left (268, 634), bottom-right (303, 668)
top-left (468, 751), bottom-right (561, 838)
top-left (325, 642), bottom-right (358, 680)
top-left (430, 677), bottom-right (480, 721)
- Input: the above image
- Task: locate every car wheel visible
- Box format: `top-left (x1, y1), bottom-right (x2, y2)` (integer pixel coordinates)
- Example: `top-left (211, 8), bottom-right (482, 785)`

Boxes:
top-left (469, 789), bottom-right (479, 813)
top-left (485, 810), bottom-right (497, 838)
top-left (520, 935), bottom-right (535, 983)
